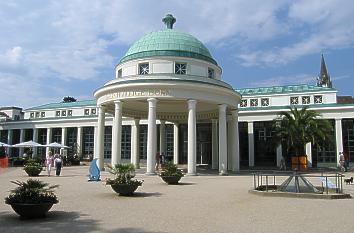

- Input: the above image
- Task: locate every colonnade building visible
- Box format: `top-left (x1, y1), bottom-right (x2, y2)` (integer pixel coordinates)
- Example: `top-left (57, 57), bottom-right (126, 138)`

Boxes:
top-left (1, 15), bottom-right (354, 173)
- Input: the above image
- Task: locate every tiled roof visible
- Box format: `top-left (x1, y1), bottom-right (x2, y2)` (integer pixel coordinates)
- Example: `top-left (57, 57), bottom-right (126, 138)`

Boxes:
top-left (26, 100), bottom-right (96, 111)
top-left (236, 84), bottom-right (336, 96)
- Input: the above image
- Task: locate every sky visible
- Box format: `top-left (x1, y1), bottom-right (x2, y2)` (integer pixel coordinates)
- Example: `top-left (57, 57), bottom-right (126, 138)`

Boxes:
top-left (0, 0), bottom-right (354, 108)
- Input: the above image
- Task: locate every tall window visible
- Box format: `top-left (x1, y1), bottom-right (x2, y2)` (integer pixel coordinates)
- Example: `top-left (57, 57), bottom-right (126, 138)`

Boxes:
top-left (139, 63), bottom-right (149, 75)
top-left (208, 68), bottom-right (214, 78)
top-left (121, 126), bottom-right (131, 159)
top-left (104, 126), bottom-right (112, 159)
top-left (175, 63), bottom-right (186, 74)
top-left (117, 69), bottom-right (122, 78)
top-left (83, 127), bottom-right (94, 159)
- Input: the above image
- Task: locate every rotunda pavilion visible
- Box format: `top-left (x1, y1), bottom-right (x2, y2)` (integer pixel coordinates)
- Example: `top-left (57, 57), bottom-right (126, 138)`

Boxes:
top-left (94, 14), bottom-right (241, 175)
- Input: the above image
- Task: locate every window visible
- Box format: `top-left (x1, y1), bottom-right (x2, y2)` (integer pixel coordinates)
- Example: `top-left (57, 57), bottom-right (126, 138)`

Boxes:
top-left (208, 68), bottom-right (214, 78)
top-left (139, 63), bottom-right (149, 75)
top-left (175, 63), bottom-right (186, 74)
top-left (240, 100), bottom-right (247, 107)
top-left (68, 110), bottom-right (72, 116)
top-left (62, 110), bottom-right (66, 116)
top-left (290, 97), bottom-right (299, 105)
top-left (314, 95), bottom-right (323, 104)
top-left (84, 109), bottom-right (90, 115)
top-left (302, 96), bottom-right (310, 104)
top-left (91, 108), bottom-right (96, 115)
top-left (41, 112), bottom-right (45, 118)
top-left (261, 98), bottom-right (269, 107)
top-left (56, 111), bottom-right (60, 117)
top-left (30, 112), bottom-right (34, 118)
top-left (250, 99), bottom-right (258, 107)
top-left (35, 112), bottom-right (40, 118)
top-left (117, 69), bottom-right (122, 78)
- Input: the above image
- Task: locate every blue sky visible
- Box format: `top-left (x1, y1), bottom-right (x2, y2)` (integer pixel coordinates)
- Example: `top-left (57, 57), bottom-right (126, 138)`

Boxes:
top-left (0, 0), bottom-right (353, 108)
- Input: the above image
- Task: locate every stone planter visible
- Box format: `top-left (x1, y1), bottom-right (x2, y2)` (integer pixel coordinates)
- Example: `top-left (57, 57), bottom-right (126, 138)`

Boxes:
top-left (24, 167), bottom-right (42, 176)
top-left (9, 203), bottom-right (55, 218)
top-left (110, 183), bottom-right (140, 196)
top-left (161, 175), bottom-right (182, 185)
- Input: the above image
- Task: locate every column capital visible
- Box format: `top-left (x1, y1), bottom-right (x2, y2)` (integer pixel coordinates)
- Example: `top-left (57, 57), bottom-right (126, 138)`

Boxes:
top-left (160, 120), bottom-right (166, 124)
top-left (211, 118), bottom-right (218, 124)
top-left (133, 118), bottom-right (140, 125)
top-left (147, 98), bottom-right (158, 106)
top-left (218, 104), bottom-right (227, 112)
top-left (187, 99), bottom-right (197, 109)
top-left (98, 105), bottom-right (107, 113)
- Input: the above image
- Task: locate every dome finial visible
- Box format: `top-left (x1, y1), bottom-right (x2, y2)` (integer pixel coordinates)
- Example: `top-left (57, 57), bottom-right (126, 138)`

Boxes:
top-left (162, 14), bottom-right (176, 29)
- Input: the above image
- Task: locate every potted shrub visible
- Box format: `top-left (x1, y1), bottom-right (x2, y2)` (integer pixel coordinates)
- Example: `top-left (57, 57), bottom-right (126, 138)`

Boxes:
top-left (159, 162), bottom-right (184, 185)
top-left (106, 163), bottom-right (143, 196)
top-left (273, 106), bottom-right (333, 170)
top-left (5, 179), bottom-right (59, 218)
top-left (24, 159), bottom-right (43, 176)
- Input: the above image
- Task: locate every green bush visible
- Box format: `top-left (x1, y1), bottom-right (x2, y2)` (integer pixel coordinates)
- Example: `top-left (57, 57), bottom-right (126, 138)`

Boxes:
top-left (106, 163), bottom-right (143, 186)
top-left (160, 162), bottom-right (184, 178)
top-left (5, 179), bottom-right (59, 204)
top-left (24, 159), bottom-right (42, 176)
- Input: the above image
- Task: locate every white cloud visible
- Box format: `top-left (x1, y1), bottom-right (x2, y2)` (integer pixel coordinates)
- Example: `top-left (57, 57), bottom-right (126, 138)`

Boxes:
top-left (238, 0), bottom-right (354, 66)
top-left (0, 46), bottom-right (22, 65)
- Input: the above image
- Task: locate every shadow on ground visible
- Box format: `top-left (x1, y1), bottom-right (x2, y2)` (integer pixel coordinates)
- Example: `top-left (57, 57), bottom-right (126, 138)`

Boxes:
top-left (0, 210), bottom-right (100, 233)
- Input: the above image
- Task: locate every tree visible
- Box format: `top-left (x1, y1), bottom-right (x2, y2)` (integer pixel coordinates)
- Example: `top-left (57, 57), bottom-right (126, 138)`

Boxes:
top-left (273, 106), bottom-right (333, 157)
top-left (62, 96), bottom-right (77, 103)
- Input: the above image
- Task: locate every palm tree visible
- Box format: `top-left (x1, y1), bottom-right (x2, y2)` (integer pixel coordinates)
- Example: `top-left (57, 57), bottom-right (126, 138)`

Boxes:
top-left (273, 106), bottom-right (333, 159)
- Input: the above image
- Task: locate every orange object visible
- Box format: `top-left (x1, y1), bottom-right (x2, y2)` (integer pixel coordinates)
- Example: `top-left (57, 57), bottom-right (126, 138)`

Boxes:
top-left (0, 157), bottom-right (9, 168)
top-left (291, 156), bottom-right (307, 171)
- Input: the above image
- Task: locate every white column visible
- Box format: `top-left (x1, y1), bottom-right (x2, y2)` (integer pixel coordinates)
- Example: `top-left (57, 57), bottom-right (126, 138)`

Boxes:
top-left (248, 122), bottom-right (255, 167)
top-left (95, 106), bottom-right (106, 170)
top-left (146, 98), bottom-right (157, 175)
top-left (160, 120), bottom-right (166, 155)
top-left (211, 119), bottom-right (218, 169)
top-left (61, 127), bottom-right (67, 145)
top-left (306, 142), bottom-right (312, 168)
top-left (335, 118), bottom-right (343, 166)
top-left (6, 129), bottom-right (13, 156)
top-left (19, 129), bottom-right (25, 157)
top-left (46, 128), bottom-right (52, 155)
top-left (93, 126), bottom-right (98, 159)
top-left (111, 101), bottom-right (123, 166)
top-left (276, 144), bottom-right (282, 167)
top-left (173, 123), bottom-right (179, 164)
top-left (230, 110), bottom-right (240, 172)
top-left (218, 104), bottom-right (228, 175)
top-left (131, 119), bottom-right (140, 168)
top-left (76, 127), bottom-right (83, 156)
top-left (33, 128), bottom-right (38, 156)
top-left (187, 100), bottom-right (197, 175)
top-left (227, 119), bottom-right (232, 170)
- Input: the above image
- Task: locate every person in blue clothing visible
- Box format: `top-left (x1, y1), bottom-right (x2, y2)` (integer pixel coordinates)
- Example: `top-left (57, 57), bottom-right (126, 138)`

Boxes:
top-left (54, 154), bottom-right (63, 176)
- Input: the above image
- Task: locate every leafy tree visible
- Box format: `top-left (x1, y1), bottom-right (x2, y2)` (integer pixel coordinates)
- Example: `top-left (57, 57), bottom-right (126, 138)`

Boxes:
top-left (62, 96), bottom-right (77, 103)
top-left (273, 106), bottom-right (333, 157)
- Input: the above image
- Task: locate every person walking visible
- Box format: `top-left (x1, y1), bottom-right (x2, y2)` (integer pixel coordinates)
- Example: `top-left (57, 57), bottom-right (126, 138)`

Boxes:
top-left (343, 150), bottom-right (349, 172)
top-left (339, 152), bottom-right (345, 172)
top-left (54, 155), bottom-right (63, 176)
top-left (155, 151), bottom-right (160, 171)
top-left (45, 151), bottom-right (54, 176)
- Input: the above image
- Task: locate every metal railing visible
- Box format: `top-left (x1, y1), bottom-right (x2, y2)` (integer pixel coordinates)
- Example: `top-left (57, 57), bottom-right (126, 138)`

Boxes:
top-left (253, 171), bottom-right (345, 194)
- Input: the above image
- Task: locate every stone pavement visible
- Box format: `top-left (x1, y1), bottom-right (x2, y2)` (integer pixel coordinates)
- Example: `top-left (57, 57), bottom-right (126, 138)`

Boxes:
top-left (0, 166), bottom-right (354, 233)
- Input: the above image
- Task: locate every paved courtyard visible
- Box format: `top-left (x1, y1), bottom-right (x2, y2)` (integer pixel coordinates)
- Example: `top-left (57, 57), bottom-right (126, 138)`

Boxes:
top-left (0, 166), bottom-right (354, 233)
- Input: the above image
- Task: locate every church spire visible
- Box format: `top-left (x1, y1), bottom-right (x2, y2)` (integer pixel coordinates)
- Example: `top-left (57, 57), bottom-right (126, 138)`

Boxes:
top-left (317, 54), bottom-right (332, 88)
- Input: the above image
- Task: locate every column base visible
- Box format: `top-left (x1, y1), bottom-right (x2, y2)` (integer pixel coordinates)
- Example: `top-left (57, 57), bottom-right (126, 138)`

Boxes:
top-left (219, 171), bottom-right (228, 176)
top-left (145, 172), bottom-right (157, 176)
top-left (186, 173), bottom-right (197, 176)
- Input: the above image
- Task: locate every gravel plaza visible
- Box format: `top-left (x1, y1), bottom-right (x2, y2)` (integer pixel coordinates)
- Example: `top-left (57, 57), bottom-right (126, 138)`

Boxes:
top-left (1, 166), bottom-right (354, 233)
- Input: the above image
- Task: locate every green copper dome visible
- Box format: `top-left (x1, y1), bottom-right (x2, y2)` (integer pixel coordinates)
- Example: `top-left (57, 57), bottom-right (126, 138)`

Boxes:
top-left (120, 14), bottom-right (217, 65)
